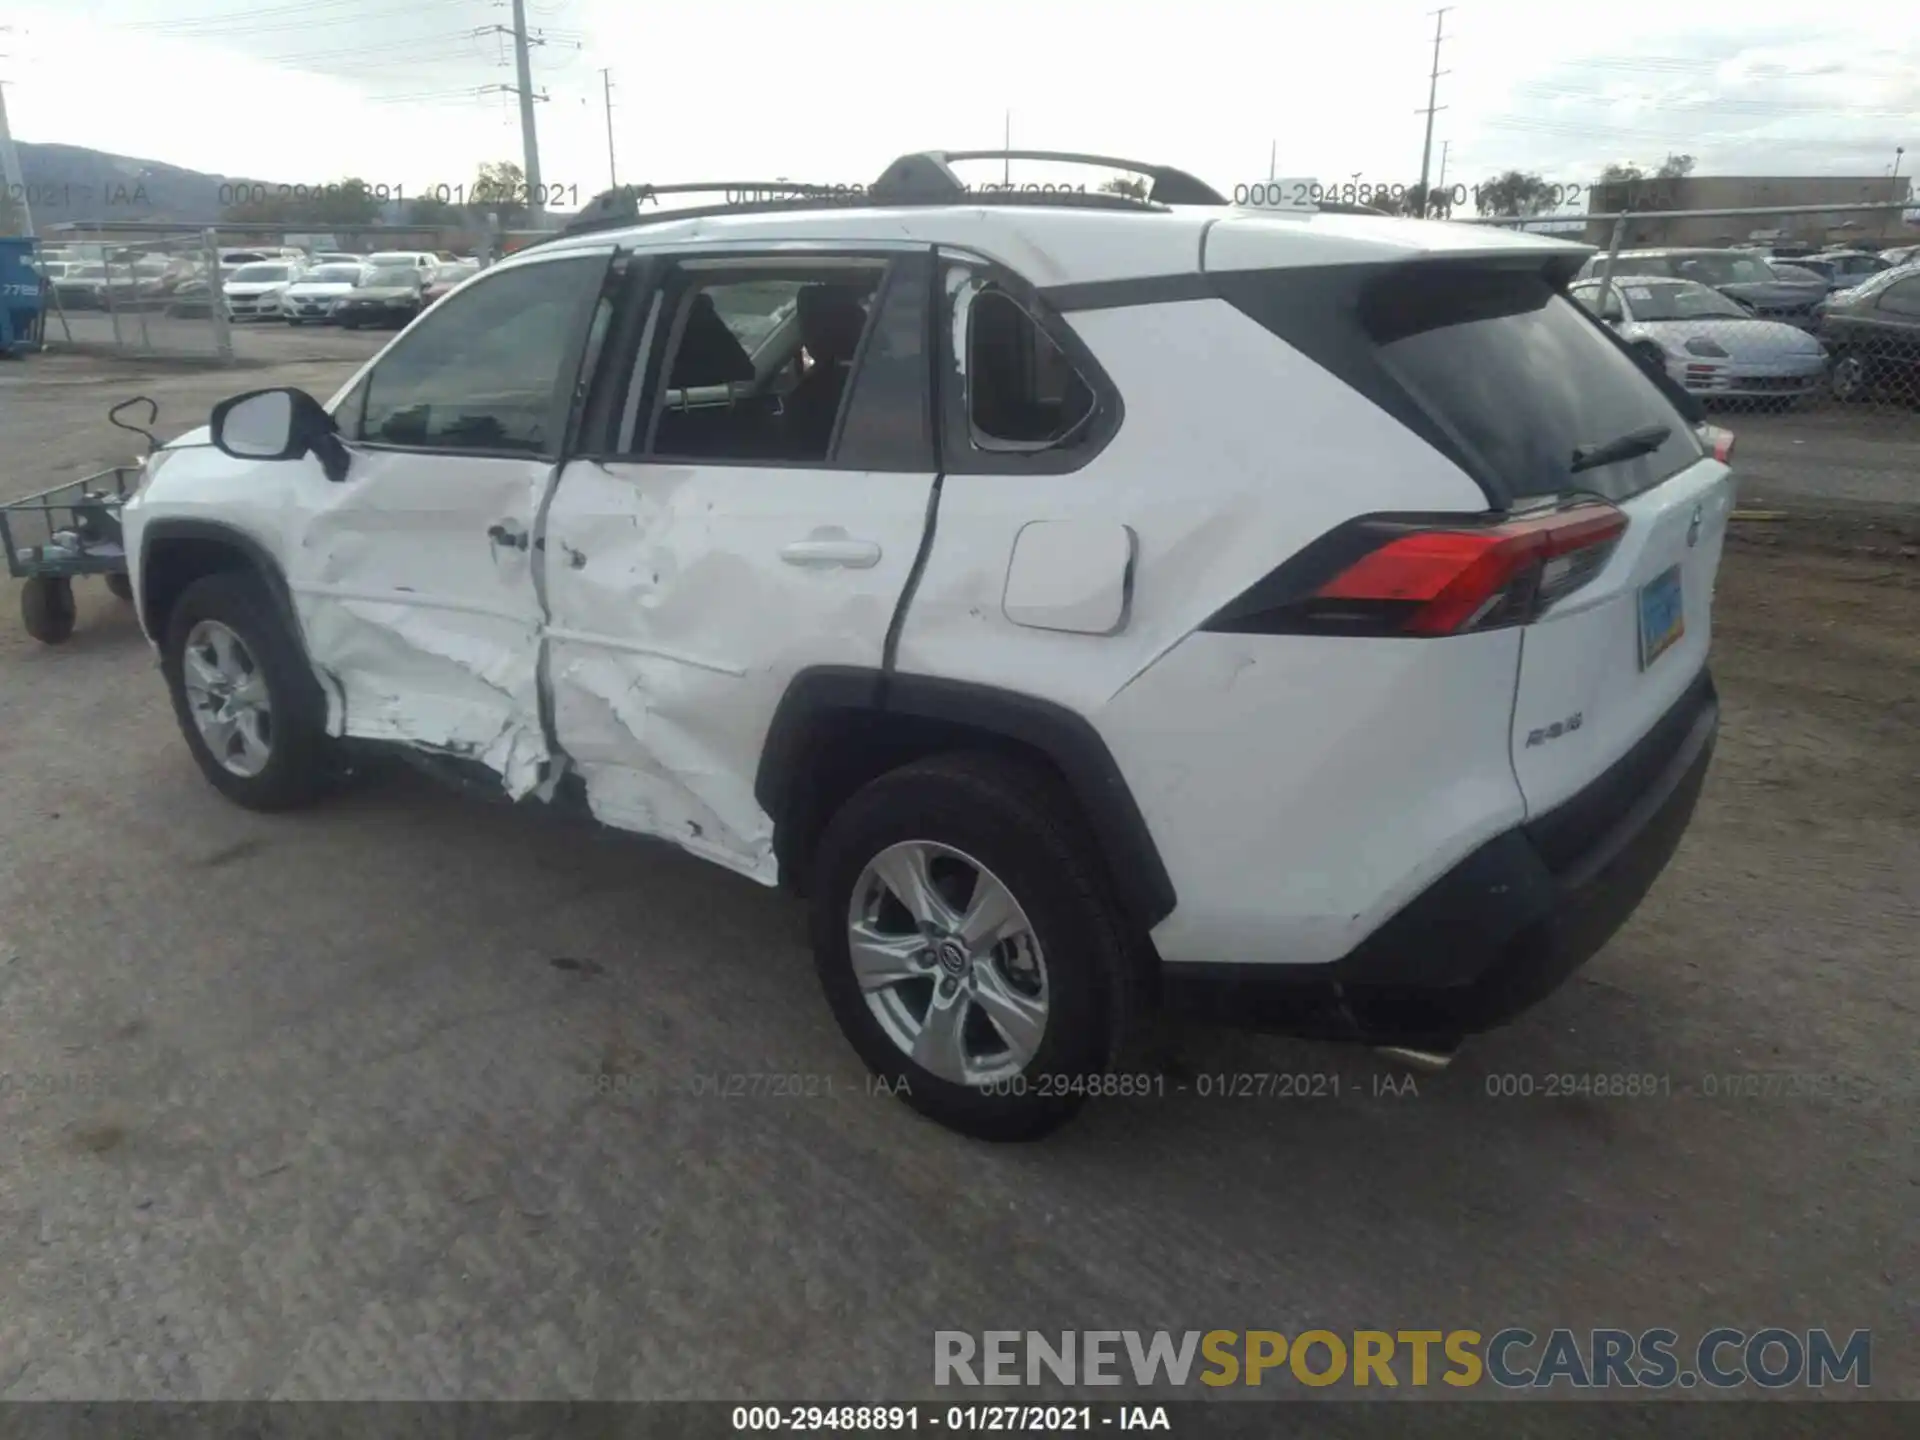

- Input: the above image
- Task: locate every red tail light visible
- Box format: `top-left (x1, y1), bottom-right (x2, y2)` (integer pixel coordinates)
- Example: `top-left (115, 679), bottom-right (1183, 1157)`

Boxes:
top-left (1697, 424), bottom-right (1735, 463)
top-left (1308, 503), bottom-right (1628, 636)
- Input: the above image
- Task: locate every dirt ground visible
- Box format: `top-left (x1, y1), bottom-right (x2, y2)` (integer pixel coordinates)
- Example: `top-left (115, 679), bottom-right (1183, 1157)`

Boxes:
top-left (0, 344), bottom-right (1913, 1411)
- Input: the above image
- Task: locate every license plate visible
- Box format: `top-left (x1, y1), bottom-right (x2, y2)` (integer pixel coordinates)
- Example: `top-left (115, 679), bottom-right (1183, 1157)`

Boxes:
top-left (1638, 565), bottom-right (1686, 670)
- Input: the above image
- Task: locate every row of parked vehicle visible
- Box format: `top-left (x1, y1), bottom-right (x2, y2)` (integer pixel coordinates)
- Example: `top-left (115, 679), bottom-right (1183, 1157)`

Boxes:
top-left (1573, 245), bottom-right (1920, 407)
top-left (223, 252), bottom-right (483, 328)
top-left (27, 245), bottom-right (483, 329)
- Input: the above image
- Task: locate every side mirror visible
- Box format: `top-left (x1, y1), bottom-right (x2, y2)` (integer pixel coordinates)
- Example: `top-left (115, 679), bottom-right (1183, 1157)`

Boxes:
top-left (209, 387), bottom-right (350, 483)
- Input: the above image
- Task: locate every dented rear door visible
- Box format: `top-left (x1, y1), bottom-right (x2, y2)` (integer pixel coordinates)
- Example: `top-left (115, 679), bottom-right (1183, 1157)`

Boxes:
top-left (539, 247), bottom-right (937, 881)
top-left (288, 247), bottom-right (614, 795)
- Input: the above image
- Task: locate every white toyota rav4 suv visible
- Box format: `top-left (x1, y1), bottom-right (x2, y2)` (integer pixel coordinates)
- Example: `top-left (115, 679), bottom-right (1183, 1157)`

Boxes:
top-left (119, 151), bottom-right (1731, 1141)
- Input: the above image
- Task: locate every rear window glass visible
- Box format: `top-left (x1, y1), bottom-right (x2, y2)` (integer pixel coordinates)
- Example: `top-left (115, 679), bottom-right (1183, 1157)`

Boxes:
top-left (1359, 267), bottom-right (1701, 503)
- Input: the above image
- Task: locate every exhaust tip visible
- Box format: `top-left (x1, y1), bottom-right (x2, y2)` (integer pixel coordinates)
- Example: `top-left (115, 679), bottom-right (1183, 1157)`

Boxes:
top-left (1373, 1043), bottom-right (1460, 1074)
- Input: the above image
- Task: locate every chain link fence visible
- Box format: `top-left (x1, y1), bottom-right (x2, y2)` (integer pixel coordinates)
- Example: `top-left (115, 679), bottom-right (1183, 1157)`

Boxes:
top-left (37, 219), bottom-right (495, 359)
top-left (1469, 200), bottom-right (1919, 511)
top-left (40, 228), bottom-right (232, 360)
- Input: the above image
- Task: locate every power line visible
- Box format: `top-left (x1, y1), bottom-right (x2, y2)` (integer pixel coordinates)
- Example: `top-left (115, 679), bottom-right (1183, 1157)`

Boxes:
top-left (131, 0), bottom-right (474, 29)
top-left (258, 33), bottom-right (485, 63)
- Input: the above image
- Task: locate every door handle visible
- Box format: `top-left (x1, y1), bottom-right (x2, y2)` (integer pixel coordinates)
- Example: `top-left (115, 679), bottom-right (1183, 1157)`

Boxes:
top-left (487, 521), bottom-right (529, 551)
top-left (780, 538), bottom-right (881, 569)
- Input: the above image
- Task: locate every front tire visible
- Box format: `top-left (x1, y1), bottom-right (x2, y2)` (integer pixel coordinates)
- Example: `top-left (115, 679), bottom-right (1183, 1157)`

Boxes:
top-left (810, 753), bottom-right (1139, 1142)
top-left (161, 572), bottom-right (332, 811)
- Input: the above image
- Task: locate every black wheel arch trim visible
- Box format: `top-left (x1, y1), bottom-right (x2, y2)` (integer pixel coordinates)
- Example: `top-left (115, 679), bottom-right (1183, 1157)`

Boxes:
top-left (136, 518), bottom-right (303, 648)
top-left (755, 666), bottom-right (1177, 931)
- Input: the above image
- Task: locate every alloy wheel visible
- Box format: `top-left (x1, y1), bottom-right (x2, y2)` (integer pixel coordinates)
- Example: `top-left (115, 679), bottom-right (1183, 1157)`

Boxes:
top-left (847, 840), bottom-right (1050, 1087)
top-left (181, 619), bottom-right (274, 777)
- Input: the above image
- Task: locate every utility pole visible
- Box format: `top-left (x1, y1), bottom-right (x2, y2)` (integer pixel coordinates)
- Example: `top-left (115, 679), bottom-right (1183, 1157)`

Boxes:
top-left (601, 68), bottom-right (616, 189)
top-left (508, 0), bottom-right (544, 225)
top-left (1269, 139), bottom-right (1277, 182)
top-left (1003, 111), bottom-right (1011, 186)
top-left (1414, 7), bottom-right (1451, 218)
top-left (1438, 139), bottom-right (1450, 195)
top-left (0, 28), bottom-right (29, 237)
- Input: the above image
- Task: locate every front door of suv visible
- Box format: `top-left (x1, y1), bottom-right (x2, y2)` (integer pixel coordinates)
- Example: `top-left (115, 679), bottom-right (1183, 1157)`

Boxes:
top-left (539, 248), bottom-right (938, 880)
top-left (308, 247), bottom-right (613, 793)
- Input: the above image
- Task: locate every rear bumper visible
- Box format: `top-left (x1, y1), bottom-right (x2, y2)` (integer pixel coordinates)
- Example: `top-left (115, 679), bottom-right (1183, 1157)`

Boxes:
top-left (1161, 668), bottom-right (1718, 1044)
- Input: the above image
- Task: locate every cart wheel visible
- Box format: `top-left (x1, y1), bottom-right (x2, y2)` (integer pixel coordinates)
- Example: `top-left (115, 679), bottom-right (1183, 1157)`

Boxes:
top-left (106, 572), bottom-right (134, 602)
top-left (21, 576), bottom-right (77, 644)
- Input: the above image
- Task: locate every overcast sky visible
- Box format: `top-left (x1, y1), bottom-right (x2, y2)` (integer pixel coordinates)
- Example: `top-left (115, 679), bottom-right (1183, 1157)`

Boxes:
top-left (3, 0), bottom-right (1914, 212)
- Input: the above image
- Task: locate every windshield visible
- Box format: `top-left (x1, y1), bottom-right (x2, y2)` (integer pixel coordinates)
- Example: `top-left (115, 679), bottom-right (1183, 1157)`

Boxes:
top-left (1621, 281), bottom-right (1751, 322)
top-left (1837, 264), bottom-right (1917, 299)
top-left (363, 265), bottom-right (418, 287)
top-left (71, 265), bottom-right (106, 279)
top-left (231, 264), bottom-right (291, 282)
top-left (1668, 253), bottom-right (1782, 286)
top-left (307, 265), bottom-right (365, 284)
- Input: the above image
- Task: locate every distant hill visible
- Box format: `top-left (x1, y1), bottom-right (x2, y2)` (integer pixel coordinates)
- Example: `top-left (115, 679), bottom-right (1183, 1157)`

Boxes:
top-left (12, 141), bottom-right (276, 228)
top-left (13, 142), bottom-right (422, 232)
top-left (13, 142), bottom-right (408, 229)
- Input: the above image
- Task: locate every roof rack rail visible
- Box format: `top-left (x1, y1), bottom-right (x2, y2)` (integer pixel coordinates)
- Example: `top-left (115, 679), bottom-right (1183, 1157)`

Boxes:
top-left (558, 180), bottom-right (861, 237)
top-left (870, 150), bottom-right (1226, 206)
top-left (537, 173), bottom-right (1174, 249)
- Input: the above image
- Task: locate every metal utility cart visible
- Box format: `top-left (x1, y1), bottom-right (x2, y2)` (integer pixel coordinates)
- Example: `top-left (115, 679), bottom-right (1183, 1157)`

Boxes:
top-left (2, 399), bottom-right (159, 643)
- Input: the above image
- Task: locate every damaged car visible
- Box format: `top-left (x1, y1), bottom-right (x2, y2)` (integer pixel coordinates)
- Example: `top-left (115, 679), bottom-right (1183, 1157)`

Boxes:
top-left (119, 151), bottom-right (1730, 1141)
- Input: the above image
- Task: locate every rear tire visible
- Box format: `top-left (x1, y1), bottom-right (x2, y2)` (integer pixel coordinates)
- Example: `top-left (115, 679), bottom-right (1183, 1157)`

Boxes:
top-left (810, 752), bottom-right (1140, 1142)
top-left (161, 571), bottom-right (332, 811)
top-left (21, 576), bottom-right (76, 644)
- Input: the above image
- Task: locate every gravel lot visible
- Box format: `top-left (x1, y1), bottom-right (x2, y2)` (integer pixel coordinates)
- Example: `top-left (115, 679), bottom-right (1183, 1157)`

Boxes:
top-left (0, 341), bottom-right (1914, 1410)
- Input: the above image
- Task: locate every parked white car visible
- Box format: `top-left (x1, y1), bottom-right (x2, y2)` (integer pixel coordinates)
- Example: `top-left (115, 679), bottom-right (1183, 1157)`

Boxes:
top-left (278, 262), bottom-right (370, 324)
top-left (362, 250), bottom-right (438, 274)
top-left (222, 260), bottom-right (306, 320)
top-left (119, 151), bottom-right (1731, 1140)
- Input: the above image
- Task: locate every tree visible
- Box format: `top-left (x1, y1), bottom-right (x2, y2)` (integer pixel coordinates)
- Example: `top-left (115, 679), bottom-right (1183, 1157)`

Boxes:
top-left (1099, 175), bottom-right (1149, 201)
top-left (469, 160), bottom-right (529, 224)
top-left (1600, 162), bottom-right (1645, 184)
top-left (1656, 153), bottom-right (1695, 180)
top-left (407, 193), bottom-right (467, 227)
top-left (1473, 170), bottom-right (1558, 217)
top-left (1374, 182), bottom-right (1454, 218)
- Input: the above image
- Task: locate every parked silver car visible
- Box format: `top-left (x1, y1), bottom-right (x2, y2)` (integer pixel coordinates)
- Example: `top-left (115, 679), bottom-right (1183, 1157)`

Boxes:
top-left (1569, 275), bottom-right (1828, 404)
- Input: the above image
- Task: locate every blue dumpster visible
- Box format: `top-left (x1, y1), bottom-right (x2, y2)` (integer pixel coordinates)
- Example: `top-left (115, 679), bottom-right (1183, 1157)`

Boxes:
top-left (1, 236), bottom-right (48, 355)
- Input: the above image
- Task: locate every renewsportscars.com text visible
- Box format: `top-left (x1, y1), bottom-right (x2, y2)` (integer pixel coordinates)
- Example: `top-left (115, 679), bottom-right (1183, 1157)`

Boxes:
top-left (934, 1328), bottom-right (1871, 1390)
